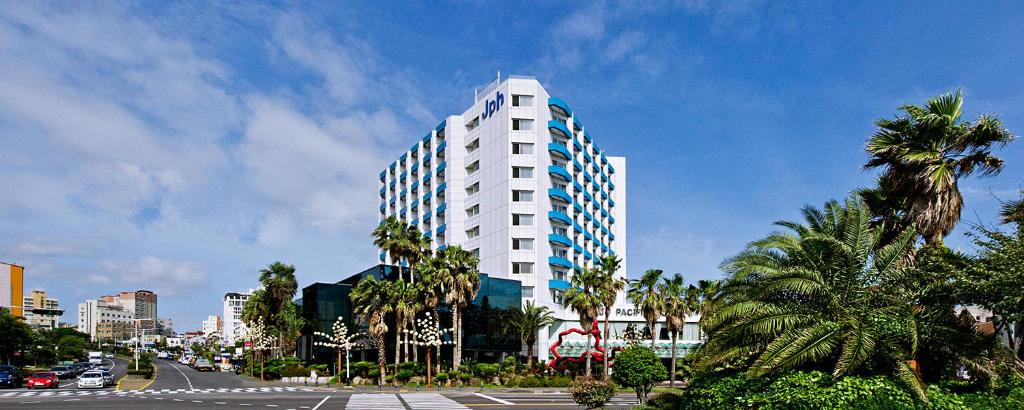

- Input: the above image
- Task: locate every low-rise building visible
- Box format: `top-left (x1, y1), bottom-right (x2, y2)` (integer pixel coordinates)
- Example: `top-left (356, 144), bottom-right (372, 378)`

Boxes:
top-left (23, 289), bottom-right (62, 330)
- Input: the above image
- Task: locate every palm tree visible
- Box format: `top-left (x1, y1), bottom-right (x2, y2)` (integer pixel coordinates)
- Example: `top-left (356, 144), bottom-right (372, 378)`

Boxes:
top-left (403, 225), bottom-right (432, 285)
top-left (438, 246), bottom-right (481, 369)
top-left (702, 195), bottom-right (927, 400)
top-left (350, 275), bottom-right (393, 387)
top-left (242, 262), bottom-right (301, 357)
top-left (865, 89), bottom-right (1015, 245)
top-left (565, 266), bottom-right (603, 378)
top-left (389, 280), bottom-right (417, 365)
top-left (1001, 191), bottom-right (1024, 225)
top-left (628, 269), bottom-right (665, 349)
top-left (416, 251), bottom-right (447, 364)
top-left (594, 255), bottom-right (625, 380)
top-left (512, 301), bottom-right (556, 368)
top-left (695, 279), bottom-right (722, 338)
top-left (659, 273), bottom-right (690, 387)
top-left (373, 216), bottom-right (406, 267)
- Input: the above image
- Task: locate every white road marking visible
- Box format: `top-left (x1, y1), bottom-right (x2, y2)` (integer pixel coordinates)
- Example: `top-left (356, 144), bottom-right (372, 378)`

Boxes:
top-left (311, 396), bottom-right (330, 410)
top-left (473, 392), bottom-right (514, 405)
top-left (345, 393), bottom-right (402, 410)
top-left (402, 393), bottom-right (470, 409)
top-left (167, 361), bottom-right (195, 390)
top-left (215, 402), bottom-right (227, 405)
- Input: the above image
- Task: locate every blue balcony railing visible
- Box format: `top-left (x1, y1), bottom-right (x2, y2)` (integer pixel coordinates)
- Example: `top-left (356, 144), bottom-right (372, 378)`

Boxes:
top-left (548, 233), bottom-right (573, 247)
top-left (548, 120), bottom-right (571, 139)
top-left (548, 256), bottom-right (573, 269)
top-left (548, 279), bottom-right (571, 290)
top-left (548, 165), bottom-right (571, 182)
top-left (547, 142), bottom-right (571, 159)
top-left (548, 97), bottom-right (573, 117)
top-left (548, 210), bottom-right (572, 225)
top-left (548, 187), bottom-right (572, 203)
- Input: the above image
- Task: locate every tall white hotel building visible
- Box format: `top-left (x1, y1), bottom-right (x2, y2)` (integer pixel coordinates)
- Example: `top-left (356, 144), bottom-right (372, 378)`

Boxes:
top-left (379, 75), bottom-right (696, 359)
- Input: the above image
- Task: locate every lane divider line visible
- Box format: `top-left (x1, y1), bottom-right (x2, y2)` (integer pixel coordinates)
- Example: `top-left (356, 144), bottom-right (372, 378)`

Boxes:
top-left (312, 395), bottom-right (331, 410)
top-left (473, 392), bottom-right (514, 405)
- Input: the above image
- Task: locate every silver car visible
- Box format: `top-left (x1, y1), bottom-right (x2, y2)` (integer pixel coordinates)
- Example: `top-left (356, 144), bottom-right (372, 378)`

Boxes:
top-left (99, 370), bottom-right (114, 386)
top-left (77, 372), bottom-right (105, 389)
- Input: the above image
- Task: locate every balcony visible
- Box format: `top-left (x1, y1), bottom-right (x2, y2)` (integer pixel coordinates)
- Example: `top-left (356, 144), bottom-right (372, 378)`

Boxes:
top-left (436, 140), bottom-right (447, 154)
top-left (436, 161), bottom-right (447, 175)
top-left (411, 181), bottom-right (419, 190)
top-left (548, 256), bottom-right (573, 269)
top-left (436, 203), bottom-right (447, 215)
top-left (411, 199), bottom-right (419, 210)
top-left (583, 172), bottom-right (592, 183)
top-left (400, 207), bottom-right (407, 217)
top-left (548, 187), bottom-right (572, 204)
top-left (583, 129), bottom-right (592, 143)
top-left (583, 191), bottom-right (594, 203)
top-left (608, 180), bottom-right (615, 191)
top-left (573, 181), bottom-right (584, 193)
top-left (584, 231), bottom-right (594, 242)
top-left (548, 210), bottom-right (572, 225)
top-left (548, 165), bottom-right (571, 182)
top-left (389, 180), bottom-right (396, 189)
top-left (379, 171), bottom-right (386, 182)
top-left (379, 187), bottom-right (385, 198)
top-left (424, 230), bottom-right (432, 238)
top-left (608, 163), bottom-right (615, 174)
top-left (573, 222), bottom-right (583, 233)
top-left (572, 138), bottom-right (583, 152)
top-left (548, 97), bottom-right (573, 118)
top-left (379, 252), bottom-right (386, 262)
top-left (400, 152), bottom-right (407, 162)
top-left (389, 197), bottom-right (396, 205)
top-left (422, 133), bottom-right (431, 143)
top-left (390, 162), bottom-right (397, 171)
top-left (423, 152), bottom-right (431, 162)
top-left (422, 173), bottom-right (431, 183)
top-left (411, 217), bottom-right (419, 226)
top-left (573, 202), bottom-right (583, 213)
top-left (423, 191), bottom-right (432, 201)
top-left (411, 163), bottom-right (419, 173)
top-left (437, 224), bottom-right (447, 234)
top-left (609, 232), bottom-right (616, 241)
top-left (574, 244), bottom-right (584, 254)
top-left (583, 151), bottom-right (593, 164)
top-left (601, 208), bottom-right (609, 218)
top-left (601, 226), bottom-right (609, 236)
top-left (423, 211), bottom-right (432, 221)
top-left (379, 204), bottom-right (385, 213)
top-left (436, 182), bottom-right (447, 194)
top-left (548, 279), bottom-right (572, 291)
top-left (608, 198), bottom-right (615, 207)
top-left (609, 214), bottom-right (615, 224)
top-left (547, 141), bottom-right (571, 160)
top-left (573, 159), bottom-right (583, 172)
top-left (435, 120), bottom-right (446, 132)
top-left (584, 249), bottom-right (593, 260)
top-left (583, 210), bottom-right (592, 221)
top-left (601, 243), bottom-right (609, 253)
top-left (600, 190), bottom-right (608, 200)
top-left (548, 119), bottom-right (571, 139)
top-left (548, 233), bottom-right (573, 247)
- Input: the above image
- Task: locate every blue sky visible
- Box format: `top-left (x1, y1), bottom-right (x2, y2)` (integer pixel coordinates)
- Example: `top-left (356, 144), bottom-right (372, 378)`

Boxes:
top-left (1, 1), bottom-right (1022, 330)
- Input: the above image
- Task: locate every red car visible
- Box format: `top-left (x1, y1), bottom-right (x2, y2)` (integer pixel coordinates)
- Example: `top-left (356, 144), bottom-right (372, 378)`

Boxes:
top-left (26, 372), bottom-right (59, 389)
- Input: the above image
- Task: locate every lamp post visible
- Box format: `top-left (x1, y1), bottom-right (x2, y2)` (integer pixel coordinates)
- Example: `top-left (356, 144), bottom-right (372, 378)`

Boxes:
top-left (401, 312), bottom-right (453, 388)
top-left (314, 318), bottom-right (362, 385)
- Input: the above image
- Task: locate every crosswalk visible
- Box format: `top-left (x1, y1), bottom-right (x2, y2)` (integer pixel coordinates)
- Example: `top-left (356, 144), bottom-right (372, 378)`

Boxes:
top-left (400, 393), bottom-right (470, 409)
top-left (346, 393), bottom-right (406, 409)
top-left (0, 386), bottom-right (314, 398)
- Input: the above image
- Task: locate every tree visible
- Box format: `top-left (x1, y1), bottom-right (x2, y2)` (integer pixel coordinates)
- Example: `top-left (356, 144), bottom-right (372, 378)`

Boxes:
top-left (703, 195), bottom-right (928, 400)
top-left (389, 280), bottom-right (417, 365)
top-left (0, 308), bottom-right (32, 364)
top-left (565, 266), bottom-right (603, 378)
top-left (864, 89), bottom-right (1015, 245)
top-left (628, 269), bottom-right (665, 349)
top-left (1001, 190), bottom-right (1024, 225)
top-left (965, 207), bottom-right (1024, 360)
top-left (373, 216), bottom-right (406, 270)
top-left (350, 275), bottom-right (393, 387)
top-left (660, 273), bottom-right (697, 387)
top-left (438, 246), bottom-right (480, 370)
top-left (611, 346), bottom-right (667, 406)
top-left (242, 262), bottom-right (303, 358)
top-left (594, 255), bottom-right (626, 380)
top-left (242, 317), bottom-right (275, 381)
top-left (511, 301), bottom-right (555, 368)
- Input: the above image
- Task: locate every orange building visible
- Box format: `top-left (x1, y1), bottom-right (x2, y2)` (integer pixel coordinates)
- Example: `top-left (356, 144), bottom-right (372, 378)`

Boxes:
top-left (1, 262), bottom-right (25, 317)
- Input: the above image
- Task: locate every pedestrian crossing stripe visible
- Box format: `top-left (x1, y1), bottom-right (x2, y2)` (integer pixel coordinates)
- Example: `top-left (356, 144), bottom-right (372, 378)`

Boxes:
top-left (1, 386), bottom-right (315, 398)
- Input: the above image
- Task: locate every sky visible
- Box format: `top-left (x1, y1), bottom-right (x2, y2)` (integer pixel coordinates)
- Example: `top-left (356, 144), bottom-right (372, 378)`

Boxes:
top-left (1, 1), bottom-right (1023, 331)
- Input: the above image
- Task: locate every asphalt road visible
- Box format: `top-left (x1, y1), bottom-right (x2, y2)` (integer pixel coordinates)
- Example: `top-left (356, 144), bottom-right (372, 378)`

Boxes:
top-left (1, 359), bottom-right (643, 409)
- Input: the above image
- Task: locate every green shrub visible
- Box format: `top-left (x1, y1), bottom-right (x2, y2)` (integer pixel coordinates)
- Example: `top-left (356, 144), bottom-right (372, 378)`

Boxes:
top-left (569, 378), bottom-right (617, 409)
top-left (610, 346), bottom-right (667, 405)
top-left (281, 366), bottom-right (310, 377)
top-left (395, 369), bottom-right (415, 383)
top-left (645, 390), bottom-right (684, 410)
top-left (547, 375), bottom-right (573, 387)
top-left (459, 372), bottom-right (472, 382)
top-left (398, 361), bottom-right (421, 373)
top-left (434, 372), bottom-right (448, 383)
top-left (476, 363), bottom-right (499, 379)
top-left (368, 368), bottom-right (380, 378)
top-left (353, 361), bottom-right (374, 377)
top-left (126, 368), bottom-right (154, 378)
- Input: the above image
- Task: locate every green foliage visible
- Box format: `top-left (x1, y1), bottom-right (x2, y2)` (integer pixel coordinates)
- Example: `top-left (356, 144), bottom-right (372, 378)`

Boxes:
top-left (475, 363), bottom-right (499, 379)
top-left (611, 346), bottom-right (667, 405)
top-left (368, 368), bottom-right (380, 378)
top-left (569, 378), bottom-right (617, 409)
top-left (397, 361), bottom-right (424, 375)
top-left (0, 309), bottom-right (34, 364)
top-left (126, 368), bottom-right (154, 378)
top-left (352, 361), bottom-right (373, 377)
top-left (643, 390), bottom-right (685, 410)
top-left (433, 372), bottom-right (448, 383)
top-left (395, 369), bottom-right (414, 383)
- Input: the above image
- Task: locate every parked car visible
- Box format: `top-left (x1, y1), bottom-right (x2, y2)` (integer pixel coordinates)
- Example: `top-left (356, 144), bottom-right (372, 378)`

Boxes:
top-left (77, 372), bottom-right (105, 389)
top-left (0, 365), bottom-right (24, 388)
top-left (26, 372), bottom-right (59, 389)
top-left (193, 358), bottom-right (214, 372)
top-left (99, 370), bottom-right (114, 386)
top-left (105, 353), bottom-right (114, 359)
top-left (49, 366), bottom-right (73, 379)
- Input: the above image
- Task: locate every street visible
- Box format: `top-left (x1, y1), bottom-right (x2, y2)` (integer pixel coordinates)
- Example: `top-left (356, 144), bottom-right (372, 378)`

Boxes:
top-left (0, 358), bottom-right (642, 409)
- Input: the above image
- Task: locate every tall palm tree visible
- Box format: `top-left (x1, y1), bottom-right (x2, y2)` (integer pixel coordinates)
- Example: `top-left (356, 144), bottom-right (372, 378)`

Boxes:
top-left (416, 251), bottom-right (447, 365)
top-left (439, 246), bottom-right (481, 369)
top-left (659, 273), bottom-right (688, 387)
top-left (373, 216), bottom-right (406, 267)
top-left (1001, 191), bottom-right (1024, 225)
top-left (350, 275), bottom-right (393, 387)
top-left (565, 266), bottom-right (603, 378)
top-left (247, 262), bottom-right (300, 357)
top-left (594, 255), bottom-right (625, 380)
top-left (511, 301), bottom-right (556, 368)
top-left (702, 195), bottom-right (927, 401)
top-left (403, 226), bottom-right (432, 285)
top-left (695, 279), bottom-right (722, 338)
top-left (389, 280), bottom-right (417, 365)
top-left (865, 89), bottom-right (1015, 245)
top-left (628, 269), bottom-right (665, 349)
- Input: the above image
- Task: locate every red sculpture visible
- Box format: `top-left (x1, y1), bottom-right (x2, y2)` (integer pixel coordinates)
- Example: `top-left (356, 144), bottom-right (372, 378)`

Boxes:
top-left (546, 319), bottom-right (623, 370)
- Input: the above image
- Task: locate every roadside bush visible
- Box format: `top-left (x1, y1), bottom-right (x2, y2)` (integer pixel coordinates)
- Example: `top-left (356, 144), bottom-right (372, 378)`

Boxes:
top-left (644, 390), bottom-right (684, 410)
top-left (610, 346), bottom-right (666, 406)
top-left (395, 369), bottom-right (415, 383)
top-left (569, 378), bottom-right (617, 409)
top-left (368, 368), bottom-right (380, 378)
top-left (398, 361), bottom-right (424, 375)
top-left (476, 363), bottom-right (499, 379)
top-left (127, 368), bottom-right (154, 379)
top-left (281, 366), bottom-right (310, 377)
top-left (459, 371), bottom-right (472, 383)
top-left (434, 372), bottom-right (448, 384)
top-left (353, 361), bottom-right (374, 377)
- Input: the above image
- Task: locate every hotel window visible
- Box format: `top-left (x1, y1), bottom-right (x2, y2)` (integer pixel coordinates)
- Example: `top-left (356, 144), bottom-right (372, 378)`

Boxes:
top-left (551, 289), bottom-right (565, 305)
top-left (512, 262), bottom-right (534, 274)
top-left (512, 238), bottom-right (534, 250)
top-left (465, 116), bottom-right (480, 132)
top-left (512, 190), bottom-right (534, 202)
top-left (471, 248), bottom-right (480, 258)
top-left (512, 94), bottom-right (534, 107)
top-left (466, 160), bottom-right (480, 174)
top-left (512, 166), bottom-right (534, 179)
top-left (553, 226), bottom-right (568, 236)
top-left (521, 286), bottom-right (534, 298)
top-left (512, 213), bottom-right (534, 226)
top-left (466, 226), bottom-right (480, 239)
top-left (465, 138), bottom-right (480, 153)
top-left (466, 204), bottom-right (480, 218)
top-left (466, 182), bottom-right (480, 196)
top-left (512, 118), bottom-right (534, 131)
top-left (553, 270), bottom-right (567, 281)
top-left (512, 142), bottom-right (534, 155)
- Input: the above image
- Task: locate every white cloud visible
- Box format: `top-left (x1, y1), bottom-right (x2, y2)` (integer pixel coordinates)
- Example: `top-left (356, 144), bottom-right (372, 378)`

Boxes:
top-left (100, 257), bottom-right (206, 297)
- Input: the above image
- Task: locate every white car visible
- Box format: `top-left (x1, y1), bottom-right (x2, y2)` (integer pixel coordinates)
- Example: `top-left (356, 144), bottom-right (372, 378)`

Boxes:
top-left (77, 372), bottom-right (105, 389)
top-left (99, 370), bottom-right (114, 386)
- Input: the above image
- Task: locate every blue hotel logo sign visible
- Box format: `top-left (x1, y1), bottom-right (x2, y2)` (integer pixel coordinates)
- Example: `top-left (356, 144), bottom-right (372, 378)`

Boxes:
top-left (481, 91), bottom-right (504, 120)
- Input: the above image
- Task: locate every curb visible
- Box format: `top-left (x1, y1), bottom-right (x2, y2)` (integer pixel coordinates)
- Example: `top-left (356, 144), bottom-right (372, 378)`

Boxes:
top-left (115, 362), bottom-right (158, 391)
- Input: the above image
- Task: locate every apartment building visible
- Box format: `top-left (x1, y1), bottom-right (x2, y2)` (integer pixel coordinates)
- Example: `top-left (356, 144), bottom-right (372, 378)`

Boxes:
top-left (23, 289), bottom-right (62, 330)
top-left (222, 291), bottom-right (252, 345)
